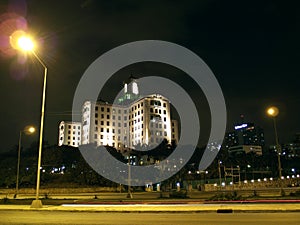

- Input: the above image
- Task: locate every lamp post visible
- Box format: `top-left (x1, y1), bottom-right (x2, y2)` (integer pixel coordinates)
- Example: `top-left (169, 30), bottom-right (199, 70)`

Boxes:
top-left (15, 126), bottom-right (35, 198)
top-left (267, 106), bottom-right (283, 194)
top-left (127, 154), bottom-right (133, 198)
top-left (11, 33), bottom-right (48, 208)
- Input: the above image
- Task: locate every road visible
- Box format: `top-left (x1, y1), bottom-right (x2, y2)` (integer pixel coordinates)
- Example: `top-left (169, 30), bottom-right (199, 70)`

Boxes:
top-left (0, 211), bottom-right (299, 225)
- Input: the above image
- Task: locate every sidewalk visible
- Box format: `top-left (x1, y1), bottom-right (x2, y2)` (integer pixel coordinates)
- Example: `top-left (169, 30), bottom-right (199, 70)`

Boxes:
top-left (0, 203), bottom-right (300, 213)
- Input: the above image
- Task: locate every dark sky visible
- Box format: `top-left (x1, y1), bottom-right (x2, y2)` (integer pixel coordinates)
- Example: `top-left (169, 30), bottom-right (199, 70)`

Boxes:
top-left (0, 0), bottom-right (300, 152)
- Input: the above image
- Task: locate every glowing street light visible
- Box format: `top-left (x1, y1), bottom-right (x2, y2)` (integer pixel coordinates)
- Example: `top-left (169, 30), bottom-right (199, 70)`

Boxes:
top-left (266, 106), bottom-right (283, 194)
top-left (17, 36), bottom-right (34, 51)
top-left (16, 126), bottom-right (35, 198)
top-left (267, 106), bottom-right (279, 117)
top-left (11, 31), bottom-right (48, 208)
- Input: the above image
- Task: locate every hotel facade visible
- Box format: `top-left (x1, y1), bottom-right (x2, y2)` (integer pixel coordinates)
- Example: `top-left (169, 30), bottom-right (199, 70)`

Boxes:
top-left (59, 79), bottom-right (179, 151)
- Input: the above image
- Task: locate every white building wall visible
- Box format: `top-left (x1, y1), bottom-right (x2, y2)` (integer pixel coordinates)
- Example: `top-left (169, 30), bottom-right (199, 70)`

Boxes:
top-left (58, 121), bottom-right (81, 147)
top-left (80, 94), bottom-right (178, 152)
top-left (171, 119), bottom-right (179, 145)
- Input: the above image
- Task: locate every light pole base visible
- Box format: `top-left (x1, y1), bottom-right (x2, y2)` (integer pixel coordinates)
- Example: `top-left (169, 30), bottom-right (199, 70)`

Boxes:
top-left (31, 200), bottom-right (43, 208)
top-left (126, 193), bottom-right (133, 199)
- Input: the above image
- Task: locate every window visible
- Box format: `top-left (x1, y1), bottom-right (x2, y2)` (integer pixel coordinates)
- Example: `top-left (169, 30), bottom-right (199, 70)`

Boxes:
top-left (94, 134), bottom-right (97, 139)
top-left (95, 113), bottom-right (98, 118)
top-left (107, 128), bottom-right (109, 133)
top-left (107, 121), bottom-right (110, 126)
top-left (101, 135), bottom-right (103, 139)
top-left (95, 120), bottom-right (98, 125)
top-left (118, 116), bottom-right (121, 120)
top-left (164, 110), bottom-right (166, 114)
top-left (101, 121), bottom-right (104, 125)
top-left (68, 125), bottom-right (71, 129)
top-left (163, 103), bottom-right (166, 107)
top-left (101, 128), bottom-right (104, 132)
top-left (101, 107), bottom-right (104, 112)
top-left (101, 114), bottom-right (104, 119)
top-left (95, 106), bottom-right (98, 111)
top-left (107, 115), bottom-right (110, 119)
top-left (107, 108), bottom-right (110, 112)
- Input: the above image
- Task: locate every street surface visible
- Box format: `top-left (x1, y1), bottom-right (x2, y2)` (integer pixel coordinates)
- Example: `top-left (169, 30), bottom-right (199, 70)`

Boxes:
top-left (0, 211), bottom-right (299, 225)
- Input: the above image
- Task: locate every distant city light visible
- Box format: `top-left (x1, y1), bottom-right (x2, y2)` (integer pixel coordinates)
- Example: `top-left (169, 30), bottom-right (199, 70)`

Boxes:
top-left (234, 123), bottom-right (248, 130)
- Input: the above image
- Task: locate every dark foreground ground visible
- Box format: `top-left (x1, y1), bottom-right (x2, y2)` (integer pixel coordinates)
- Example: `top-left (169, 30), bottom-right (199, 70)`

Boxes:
top-left (1, 211), bottom-right (299, 225)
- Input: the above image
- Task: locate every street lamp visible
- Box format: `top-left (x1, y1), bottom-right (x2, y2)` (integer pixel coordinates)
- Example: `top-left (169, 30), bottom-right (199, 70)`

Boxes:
top-left (11, 31), bottom-right (48, 208)
top-left (15, 126), bottom-right (35, 198)
top-left (266, 106), bottom-right (283, 193)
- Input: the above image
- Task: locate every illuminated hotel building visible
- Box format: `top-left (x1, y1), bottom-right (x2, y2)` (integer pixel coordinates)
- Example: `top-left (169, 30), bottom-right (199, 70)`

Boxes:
top-left (80, 78), bottom-right (178, 152)
top-left (81, 94), bottom-right (177, 152)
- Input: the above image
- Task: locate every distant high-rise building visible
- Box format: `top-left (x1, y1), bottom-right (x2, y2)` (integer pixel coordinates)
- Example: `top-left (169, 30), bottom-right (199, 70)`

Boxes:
top-left (58, 121), bottom-right (81, 147)
top-left (224, 123), bottom-right (265, 148)
top-left (223, 122), bottom-right (265, 156)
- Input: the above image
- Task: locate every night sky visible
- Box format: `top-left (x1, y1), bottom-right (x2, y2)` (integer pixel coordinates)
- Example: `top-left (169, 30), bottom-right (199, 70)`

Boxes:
top-left (0, 0), bottom-right (300, 152)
